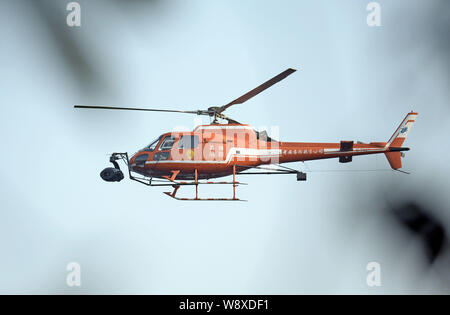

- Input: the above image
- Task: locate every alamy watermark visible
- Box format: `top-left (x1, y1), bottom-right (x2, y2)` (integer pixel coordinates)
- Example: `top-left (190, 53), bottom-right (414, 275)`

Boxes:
top-left (66, 262), bottom-right (81, 287)
top-left (366, 261), bottom-right (381, 287)
top-left (366, 2), bottom-right (381, 27)
top-left (66, 2), bottom-right (81, 27)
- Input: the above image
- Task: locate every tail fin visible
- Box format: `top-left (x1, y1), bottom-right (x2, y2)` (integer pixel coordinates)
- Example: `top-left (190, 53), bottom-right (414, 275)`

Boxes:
top-left (386, 111), bottom-right (418, 148)
top-left (384, 111), bottom-right (418, 170)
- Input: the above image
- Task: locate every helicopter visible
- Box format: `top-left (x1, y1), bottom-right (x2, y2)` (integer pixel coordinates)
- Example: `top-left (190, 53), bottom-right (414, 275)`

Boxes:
top-left (74, 68), bottom-right (418, 201)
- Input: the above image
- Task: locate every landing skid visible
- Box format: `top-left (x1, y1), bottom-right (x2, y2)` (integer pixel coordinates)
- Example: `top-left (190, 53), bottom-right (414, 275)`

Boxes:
top-left (164, 195), bottom-right (245, 201)
top-left (161, 168), bottom-right (246, 201)
top-left (106, 153), bottom-right (247, 201)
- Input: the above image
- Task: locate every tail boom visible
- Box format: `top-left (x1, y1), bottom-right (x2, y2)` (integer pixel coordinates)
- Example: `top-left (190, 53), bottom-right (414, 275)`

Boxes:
top-left (277, 111), bottom-right (417, 170)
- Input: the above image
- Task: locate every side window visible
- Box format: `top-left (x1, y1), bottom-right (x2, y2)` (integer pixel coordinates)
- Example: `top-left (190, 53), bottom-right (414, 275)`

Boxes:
top-left (159, 136), bottom-right (176, 151)
top-left (134, 154), bottom-right (148, 167)
top-left (178, 135), bottom-right (199, 149)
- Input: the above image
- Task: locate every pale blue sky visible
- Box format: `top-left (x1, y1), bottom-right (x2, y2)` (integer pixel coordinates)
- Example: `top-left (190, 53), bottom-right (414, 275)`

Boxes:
top-left (1, 0), bottom-right (449, 293)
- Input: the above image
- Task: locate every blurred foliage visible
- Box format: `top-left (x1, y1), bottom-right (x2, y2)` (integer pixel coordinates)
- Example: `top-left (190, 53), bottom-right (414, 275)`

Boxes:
top-left (27, 0), bottom-right (164, 95)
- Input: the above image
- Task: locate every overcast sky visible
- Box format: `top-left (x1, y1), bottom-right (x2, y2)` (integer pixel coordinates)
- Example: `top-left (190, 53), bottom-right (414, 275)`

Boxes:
top-left (1, 0), bottom-right (449, 293)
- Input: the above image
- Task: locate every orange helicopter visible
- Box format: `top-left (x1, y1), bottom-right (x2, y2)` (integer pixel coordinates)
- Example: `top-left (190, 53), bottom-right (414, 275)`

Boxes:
top-left (75, 68), bottom-right (417, 201)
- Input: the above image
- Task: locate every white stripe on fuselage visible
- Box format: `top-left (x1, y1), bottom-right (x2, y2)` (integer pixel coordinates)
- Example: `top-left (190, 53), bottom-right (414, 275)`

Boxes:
top-left (143, 147), bottom-right (282, 165)
top-left (194, 125), bottom-right (254, 131)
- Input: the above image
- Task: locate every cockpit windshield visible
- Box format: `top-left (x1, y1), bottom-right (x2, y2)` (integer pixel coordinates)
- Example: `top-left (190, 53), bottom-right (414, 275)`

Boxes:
top-left (143, 135), bottom-right (162, 151)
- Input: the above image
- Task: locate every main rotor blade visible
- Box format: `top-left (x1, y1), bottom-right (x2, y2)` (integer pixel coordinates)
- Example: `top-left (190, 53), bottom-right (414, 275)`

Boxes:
top-left (218, 68), bottom-right (296, 113)
top-left (74, 105), bottom-right (205, 115)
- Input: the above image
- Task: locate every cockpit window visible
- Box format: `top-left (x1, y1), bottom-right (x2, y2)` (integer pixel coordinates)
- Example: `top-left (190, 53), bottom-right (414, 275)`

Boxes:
top-left (178, 135), bottom-right (199, 149)
top-left (143, 136), bottom-right (162, 151)
top-left (159, 135), bottom-right (176, 151)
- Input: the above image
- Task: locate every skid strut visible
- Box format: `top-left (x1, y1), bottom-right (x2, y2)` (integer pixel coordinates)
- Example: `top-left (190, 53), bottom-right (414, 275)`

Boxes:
top-left (163, 166), bottom-right (245, 201)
